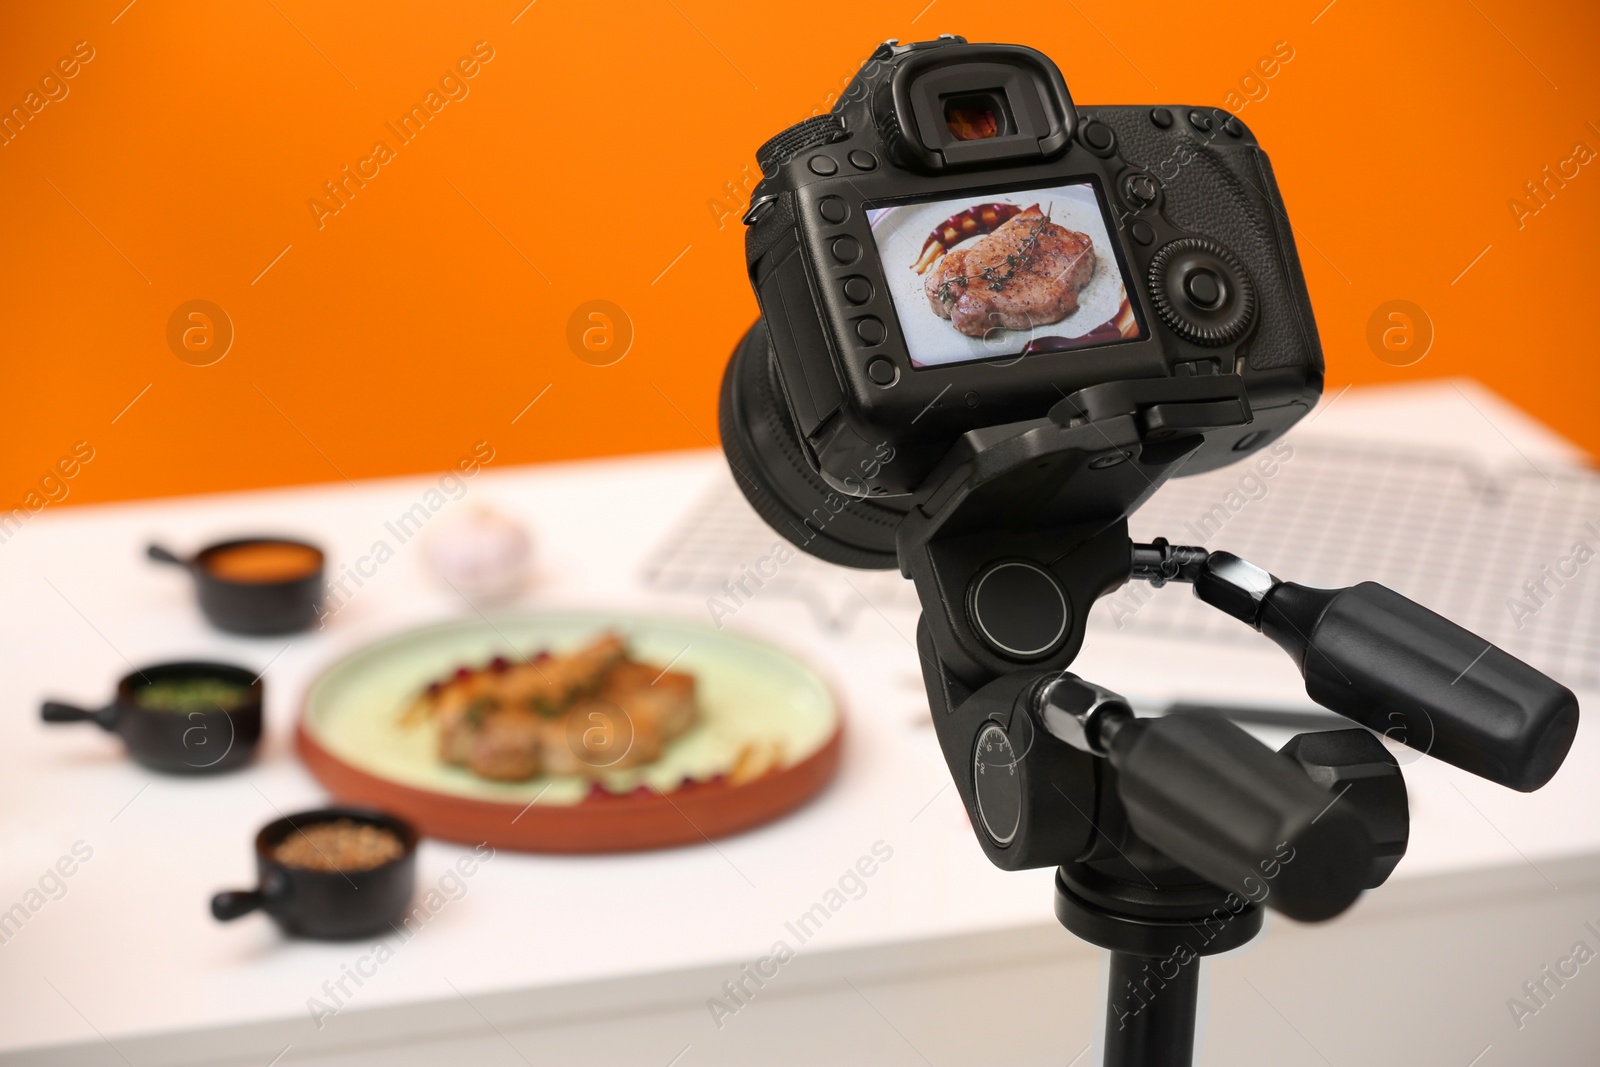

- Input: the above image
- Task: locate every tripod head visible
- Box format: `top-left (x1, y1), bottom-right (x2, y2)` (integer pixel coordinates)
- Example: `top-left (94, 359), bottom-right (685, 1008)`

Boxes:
top-left (901, 372), bottom-right (1578, 920)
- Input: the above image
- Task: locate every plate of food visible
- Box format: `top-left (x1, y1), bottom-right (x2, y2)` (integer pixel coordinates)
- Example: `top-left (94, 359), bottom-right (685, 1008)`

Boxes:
top-left (296, 614), bottom-right (842, 852)
top-left (866, 180), bottom-right (1143, 368)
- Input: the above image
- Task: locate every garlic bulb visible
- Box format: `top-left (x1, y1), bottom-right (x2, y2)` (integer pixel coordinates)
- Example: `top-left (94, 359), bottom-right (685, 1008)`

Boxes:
top-left (424, 506), bottom-right (531, 605)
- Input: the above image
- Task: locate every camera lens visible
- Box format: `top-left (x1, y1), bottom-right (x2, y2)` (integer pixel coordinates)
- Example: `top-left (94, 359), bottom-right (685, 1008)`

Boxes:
top-left (718, 323), bottom-right (908, 570)
top-left (943, 93), bottom-right (1002, 140)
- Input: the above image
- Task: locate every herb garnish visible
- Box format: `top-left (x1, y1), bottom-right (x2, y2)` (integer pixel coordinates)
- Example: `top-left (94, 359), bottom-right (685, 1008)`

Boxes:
top-left (935, 209), bottom-right (1053, 304)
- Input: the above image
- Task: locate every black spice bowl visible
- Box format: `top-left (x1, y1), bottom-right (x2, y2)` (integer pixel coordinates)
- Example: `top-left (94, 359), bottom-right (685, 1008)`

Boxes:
top-left (41, 660), bottom-right (263, 774)
top-left (149, 537), bottom-right (325, 635)
top-left (212, 808), bottom-right (418, 940)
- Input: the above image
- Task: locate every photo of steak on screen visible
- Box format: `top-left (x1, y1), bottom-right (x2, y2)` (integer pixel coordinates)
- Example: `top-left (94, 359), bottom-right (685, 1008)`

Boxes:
top-left (923, 205), bottom-right (1097, 337)
top-left (870, 183), bottom-right (1141, 369)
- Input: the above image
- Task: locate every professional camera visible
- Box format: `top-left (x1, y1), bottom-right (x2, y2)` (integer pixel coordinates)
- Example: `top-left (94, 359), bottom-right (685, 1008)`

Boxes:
top-left (723, 35), bottom-right (1320, 554)
top-left (719, 37), bottom-right (1577, 1067)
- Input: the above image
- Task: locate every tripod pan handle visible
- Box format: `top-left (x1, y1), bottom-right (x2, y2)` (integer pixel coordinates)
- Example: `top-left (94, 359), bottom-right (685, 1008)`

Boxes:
top-left (1259, 581), bottom-right (1578, 792)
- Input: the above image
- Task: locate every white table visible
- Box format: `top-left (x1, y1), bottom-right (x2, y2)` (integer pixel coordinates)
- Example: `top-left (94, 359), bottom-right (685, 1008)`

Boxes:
top-left (2, 381), bottom-right (1597, 1066)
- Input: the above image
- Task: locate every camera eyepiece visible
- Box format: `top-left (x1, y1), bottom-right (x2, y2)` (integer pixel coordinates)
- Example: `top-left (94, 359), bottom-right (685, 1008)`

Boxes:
top-left (879, 42), bottom-right (1076, 171)
top-left (943, 94), bottom-right (1003, 141)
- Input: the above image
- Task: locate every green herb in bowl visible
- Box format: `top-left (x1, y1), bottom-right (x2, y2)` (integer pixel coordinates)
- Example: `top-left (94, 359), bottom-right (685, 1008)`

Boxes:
top-left (134, 677), bottom-right (253, 714)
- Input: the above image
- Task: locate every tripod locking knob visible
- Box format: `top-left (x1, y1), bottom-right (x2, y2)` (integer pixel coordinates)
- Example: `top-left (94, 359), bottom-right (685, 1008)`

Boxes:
top-left (1033, 673), bottom-right (1131, 755)
top-left (1030, 675), bottom-right (1376, 921)
top-left (1279, 729), bottom-right (1409, 889)
top-left (1107, 711), bottom-right (1373, 921)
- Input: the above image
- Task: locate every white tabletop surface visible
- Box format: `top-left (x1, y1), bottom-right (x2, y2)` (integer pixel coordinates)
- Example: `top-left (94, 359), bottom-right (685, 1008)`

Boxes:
top-left (1, 379), bottom-right (1595, 1058)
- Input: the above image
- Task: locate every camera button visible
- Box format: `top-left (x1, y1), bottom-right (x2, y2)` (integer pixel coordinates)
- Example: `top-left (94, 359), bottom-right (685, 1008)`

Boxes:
top-left (1224, 117), bottom-right (1245, 138)
top-left (866, 357), bottom-right (896, 385)
top-left (1185, 269), bottom-right (1223, 309)
top-left (807, 154), bottom-right (838, 176)
top-left (818, 197), bottom-right (848, 224)
top-left (830, 236), bottom-right (860, 264)
top-left (843, 276), bottom-right (873, 304)
top-left (1122, 172), bottom-right (1159, 210)
top-left (855, 317), bottom-right (886, 345)
top-left (1130, 220), bottom-right (1156, 246)
top-left (1150, 107), bottom-right (1174, 129)
top-left (1188, 109), bottom-right (1216, 133)
top-left (848, 150), bottom-right (879, 171)
top-left (1080, 121), bottom-right (1115, 154)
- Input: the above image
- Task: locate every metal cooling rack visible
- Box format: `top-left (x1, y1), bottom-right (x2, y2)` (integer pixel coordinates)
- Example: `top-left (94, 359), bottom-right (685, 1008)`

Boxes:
top-left (640, 441), bottom-right (1600, 690)
top-left (638, 476), bottom-right (919, 631)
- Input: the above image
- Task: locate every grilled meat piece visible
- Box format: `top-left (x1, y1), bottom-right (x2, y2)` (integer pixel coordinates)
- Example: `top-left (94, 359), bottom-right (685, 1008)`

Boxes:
top-left (416, 633), bottom-right (700, 781)
top-left (925, 206), bottom-right (1097, 337)
top-left (543, 664), bottom-right (699, 775)
top-left (605, 661), bottom-right (697, 740)
top-left (468, 707), bottom-right (543, 781)
top-left (437, 698), bottom-right (485, 766)
top-left (506, 633), bottom-right (626, 714)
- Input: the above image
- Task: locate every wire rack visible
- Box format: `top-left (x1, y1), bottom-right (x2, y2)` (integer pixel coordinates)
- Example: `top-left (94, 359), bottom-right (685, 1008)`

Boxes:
top-left (638, 476), bottom-right (919, 631)
top-left (640, 441), bottom-right (1600, 690)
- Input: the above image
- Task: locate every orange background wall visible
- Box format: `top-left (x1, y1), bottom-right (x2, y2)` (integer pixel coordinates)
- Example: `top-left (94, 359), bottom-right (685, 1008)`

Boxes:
top-left (3, 0), bottom-right (1596, 510)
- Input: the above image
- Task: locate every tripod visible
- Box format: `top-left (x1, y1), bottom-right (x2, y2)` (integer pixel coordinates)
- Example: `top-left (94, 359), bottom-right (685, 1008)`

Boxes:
top-left (891, 377), bottom-right (1578, 1067)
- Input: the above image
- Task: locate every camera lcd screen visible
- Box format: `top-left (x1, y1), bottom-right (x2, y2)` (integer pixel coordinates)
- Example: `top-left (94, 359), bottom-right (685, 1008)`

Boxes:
top-left (865, 181), bottom-right (1144, 368)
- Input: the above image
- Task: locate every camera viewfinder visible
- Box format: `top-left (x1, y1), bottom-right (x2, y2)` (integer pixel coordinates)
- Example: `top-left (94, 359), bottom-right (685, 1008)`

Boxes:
top-left (943, 92), bottom-right (1007, 140)
top-left (888, 46), bottom-right (1076, 171)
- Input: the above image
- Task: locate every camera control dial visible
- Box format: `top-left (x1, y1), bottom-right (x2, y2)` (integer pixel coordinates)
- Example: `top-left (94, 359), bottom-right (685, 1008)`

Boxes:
top-left (1147, 237), bottom-right (1256, 346)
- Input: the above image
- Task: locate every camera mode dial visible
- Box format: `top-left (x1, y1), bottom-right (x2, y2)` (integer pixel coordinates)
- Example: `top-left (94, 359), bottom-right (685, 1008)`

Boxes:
top-left (1147, 237), bottom-right (1256, 346)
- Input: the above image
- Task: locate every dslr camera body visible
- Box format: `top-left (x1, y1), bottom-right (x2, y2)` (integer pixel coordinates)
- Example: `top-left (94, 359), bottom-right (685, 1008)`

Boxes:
top-left (728, 35), bottom-right (1320, 511)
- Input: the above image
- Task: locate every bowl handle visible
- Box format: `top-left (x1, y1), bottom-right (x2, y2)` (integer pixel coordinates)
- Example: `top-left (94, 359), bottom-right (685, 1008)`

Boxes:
top-left (147, 543), bottom-right (189, 567)
top-left (211, 889), bottom-right (264, 921)
top-left (41, 702), bottom-right (118, 731)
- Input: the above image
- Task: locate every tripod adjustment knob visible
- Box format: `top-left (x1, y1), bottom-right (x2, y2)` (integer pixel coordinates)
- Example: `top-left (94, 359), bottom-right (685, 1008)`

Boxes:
top-left (1108, 710), bottom-right (1373, 921)
top-left (1279, 729), bottom-right (1410, 888)
top-left (1152, 546), bottom-right (1580, 793)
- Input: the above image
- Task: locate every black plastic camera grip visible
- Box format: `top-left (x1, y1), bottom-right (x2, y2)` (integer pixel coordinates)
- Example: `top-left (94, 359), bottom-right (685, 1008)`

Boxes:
top-left (1107, 711), bottom-right (1372, 922)
top-left (1259, 582), bottom-right (1580, 792)
top-left (1091, 105), bottom-right (1321, 379)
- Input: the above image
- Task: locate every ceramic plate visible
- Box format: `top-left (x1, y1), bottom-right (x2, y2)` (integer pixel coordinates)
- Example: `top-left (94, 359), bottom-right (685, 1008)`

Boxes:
top-left (296, 613), bottom-right (842, 852)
